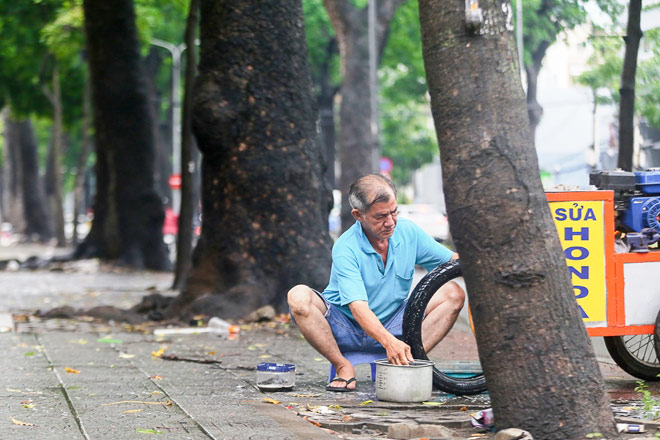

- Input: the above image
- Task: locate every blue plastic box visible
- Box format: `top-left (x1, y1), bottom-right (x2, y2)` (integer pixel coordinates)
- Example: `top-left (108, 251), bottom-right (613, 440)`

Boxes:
top-left (635, 171), bottom-right (660, 194)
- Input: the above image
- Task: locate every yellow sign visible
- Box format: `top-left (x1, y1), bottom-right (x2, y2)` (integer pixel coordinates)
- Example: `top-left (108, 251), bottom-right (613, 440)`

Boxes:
top-left (550, 201), bottom-right (606, 322)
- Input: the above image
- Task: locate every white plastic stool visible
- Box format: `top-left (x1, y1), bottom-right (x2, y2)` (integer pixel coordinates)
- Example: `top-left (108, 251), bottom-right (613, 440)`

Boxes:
top-left (328, 351), bottom-right (387, 382)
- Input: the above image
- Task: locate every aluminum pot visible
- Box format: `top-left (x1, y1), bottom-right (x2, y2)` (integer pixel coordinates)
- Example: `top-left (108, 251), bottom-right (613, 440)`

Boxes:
top-left (375, 359), bottom-right (434, 402)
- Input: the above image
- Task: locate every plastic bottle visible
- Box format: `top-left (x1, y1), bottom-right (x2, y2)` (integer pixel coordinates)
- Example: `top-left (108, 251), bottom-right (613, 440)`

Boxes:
top-left (208, 317), bottom-right (240, 335)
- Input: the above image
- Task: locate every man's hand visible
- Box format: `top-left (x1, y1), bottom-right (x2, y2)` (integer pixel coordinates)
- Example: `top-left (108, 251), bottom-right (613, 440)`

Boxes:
top-left (349, 301), bottom-right (415, 365)
top-left (383, 336), bottom-right (414, 365)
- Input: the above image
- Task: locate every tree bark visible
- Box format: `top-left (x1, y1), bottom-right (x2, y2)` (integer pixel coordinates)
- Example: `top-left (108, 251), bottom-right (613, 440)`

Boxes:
top-left (323, 0), bottom-right (405, 231)
top-left (18, 118), bottom-right (53, 242)
top-left (1, 109), bottom-right (25, 232)
top-left (524, 43), bottom-right (550, 147)
top-left (169, 0), bottom-right (332, 319)
top-left (144, 48), bottom-right (171, 203)
top-left (73, 77), bottom-right (93, 245)
top-left (419, 1), bottom-right (617, 437)
top-left (43, 65), bottom-right (67, 246)
top-left (80, 0), bottom-right (170, 270)
top-left (618, 0), bottom-right (642, 171)
top-left (316, 38), bottom-right (339, 192)
top-left (173, 0), bottom-right (199, 291)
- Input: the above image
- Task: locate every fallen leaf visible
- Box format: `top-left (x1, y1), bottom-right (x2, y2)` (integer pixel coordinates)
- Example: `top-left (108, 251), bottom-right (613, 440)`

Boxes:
top-left (152, 348), bottom-right (165, 357)
top-left (314, 357), bottom-right (324, 362)
top-left (69, 339), bottom-right (88, 345)
top-left (123, 409), bottom-right (144, 414)
top-left (257, 354), bottom-right (272, 359)
top-left (150, 375), bottom-right (164, 380)
top-left (359, 400), bottom-right (373, 406)
top-left (136, 428), bottom-right (163, 434)
top-left (97, 338), bottom-right (122, 344)
top-left (64, 367), bottom-right (80, 374)
top-left (6, 388), bottom-right (41, 395)
top-left (151, 391), bottom-right (163, 395)
top-left (208, 351), bottom-right (216, 355)
top-left (303, 416), bottom-right (322, 427)
top-left (342, 415), bottom-right (353, 422)
top-left (119, 353), bottom-right (135, 359)
top-left (11, 416), bottom-right (34, 426)
top-left (328, 404), bottom-right (343, 410)
top-left (24, 352), bottom-right (35, 357)
top-left (22, 403), bottom-right (35, 409)
top-left (102, 400), bottom-right (172, 407)
top-left (263, 397), bottom-right (280, 405)
top-left (460, 406), bottom-right (468, 411)
top-left (422, 401), bottom-right (446, 406)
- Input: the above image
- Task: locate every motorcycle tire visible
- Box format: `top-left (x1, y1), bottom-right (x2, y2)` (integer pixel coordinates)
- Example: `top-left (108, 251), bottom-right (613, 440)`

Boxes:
top-left (403, 260), bottom-right (487, 395)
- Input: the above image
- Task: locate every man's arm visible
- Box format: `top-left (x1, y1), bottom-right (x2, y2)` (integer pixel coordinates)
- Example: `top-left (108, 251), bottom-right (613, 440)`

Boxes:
top-left (348, 300), bottom-right (414, 365)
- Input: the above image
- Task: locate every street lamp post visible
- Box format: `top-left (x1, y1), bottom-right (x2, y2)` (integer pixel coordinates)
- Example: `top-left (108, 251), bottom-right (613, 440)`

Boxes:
top-left (151, 38), bottom-right (185, 215)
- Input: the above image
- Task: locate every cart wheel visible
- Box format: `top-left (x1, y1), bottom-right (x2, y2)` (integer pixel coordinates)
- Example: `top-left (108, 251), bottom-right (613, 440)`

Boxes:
top-left (604, 334), bottom-right (660, 381)
top-left (403, 260), bottom-right (487, 395)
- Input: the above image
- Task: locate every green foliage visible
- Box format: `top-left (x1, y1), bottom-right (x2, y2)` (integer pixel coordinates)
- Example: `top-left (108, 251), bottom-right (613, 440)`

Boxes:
top-left (380, 0), bottom-right (438, 186)
top-left (577, 28), bottom-right (660, 128)
top-left (303, 0), bottom-right (340, 90)
top-left (634, 379), bottom-right (660, 419)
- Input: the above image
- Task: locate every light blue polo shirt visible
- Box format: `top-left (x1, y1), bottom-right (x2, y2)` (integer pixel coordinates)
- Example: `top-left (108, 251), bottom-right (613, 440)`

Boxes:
top-left (322, 218), bottom-right (454, 323)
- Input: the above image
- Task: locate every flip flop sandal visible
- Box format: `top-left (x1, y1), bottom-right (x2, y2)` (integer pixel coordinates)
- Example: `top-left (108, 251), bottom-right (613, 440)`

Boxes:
top-left (326, 377), bottom-right (357, 392)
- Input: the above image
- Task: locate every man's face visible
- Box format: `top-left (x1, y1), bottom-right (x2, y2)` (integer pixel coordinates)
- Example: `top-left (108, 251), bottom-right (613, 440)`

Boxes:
top-left (357, 196), bottom-right (398, 242)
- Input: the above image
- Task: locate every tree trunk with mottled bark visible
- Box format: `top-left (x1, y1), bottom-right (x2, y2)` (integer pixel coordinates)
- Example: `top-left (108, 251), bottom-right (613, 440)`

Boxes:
top-left (173, 0), bottom-right (199, 290)
top-left (323, 0), bottom-right (405, 231)
top-left (43, 65), bottom-right (66, 246)
top-left (166, 0), bottom-right (332, 319)
top-left (525, 43), bottom-right (550, 147)
top-left (419, 0), bottom-right (617, 437)
top-left (18, 118), bottom-right (53, 242)
top-left (618, 0), bottom-right (642, 171)
top-left (1, 109), bottom-right (25, 231)
top-left (80, 0), bottom-right (170, 270)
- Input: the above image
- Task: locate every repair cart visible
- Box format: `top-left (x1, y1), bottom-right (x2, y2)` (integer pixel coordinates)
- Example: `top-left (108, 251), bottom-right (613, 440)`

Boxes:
top-left (547, 169), bottom-right (660, 380)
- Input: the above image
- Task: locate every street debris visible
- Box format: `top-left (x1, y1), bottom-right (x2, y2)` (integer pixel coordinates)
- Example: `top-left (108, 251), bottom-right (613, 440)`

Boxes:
top-left (10, 416), bottom-right (34, 426)
top-left (64, 367), bottom-right (80, 374)
top-left (159, 353), bottom-right (221, 364)
top-left (471, 408), bottom-right (494, 429)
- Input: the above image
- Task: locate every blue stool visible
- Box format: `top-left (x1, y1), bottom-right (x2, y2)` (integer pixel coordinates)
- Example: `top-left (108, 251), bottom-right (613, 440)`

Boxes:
top-left (328, 351), bottom-right (387, 382)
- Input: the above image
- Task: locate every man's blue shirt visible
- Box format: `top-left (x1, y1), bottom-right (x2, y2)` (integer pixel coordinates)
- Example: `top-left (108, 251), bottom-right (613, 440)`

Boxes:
top-left (322, 218), bottom-right (454, 323)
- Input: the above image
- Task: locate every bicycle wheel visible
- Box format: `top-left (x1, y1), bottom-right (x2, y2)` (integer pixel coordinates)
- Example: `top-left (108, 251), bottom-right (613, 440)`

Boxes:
top-left (403, 260), bottom-right (487, 395)
top-left (604, 334), bottom-right (660, 381)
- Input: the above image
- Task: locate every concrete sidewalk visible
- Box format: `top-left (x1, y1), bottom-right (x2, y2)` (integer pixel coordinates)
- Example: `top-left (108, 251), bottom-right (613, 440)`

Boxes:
top-left (0, 245), bottom-right (656, 439)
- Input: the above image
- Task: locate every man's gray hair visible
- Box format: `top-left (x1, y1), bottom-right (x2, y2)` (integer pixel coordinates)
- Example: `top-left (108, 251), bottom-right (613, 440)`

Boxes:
top-left (348, 174), bottom-right (397, 213)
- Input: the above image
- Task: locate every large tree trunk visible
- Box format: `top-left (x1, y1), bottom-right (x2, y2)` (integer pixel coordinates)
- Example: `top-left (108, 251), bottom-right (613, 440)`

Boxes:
top-left (2, 113), bottom-right (52, 241)
top-left (419, 1), bottom-right (617, 438)
top-left (173, 0), bottom-right (199, 290)
top-left (524, 43), bottom-right (550, 147)
top-left (1, 109), bottom-right (25, 232)
top-left (43, 65), bottom-right (66, 246)
top-left (18, 118), bottom-right (53, 242)
top-left (73, 77), bottom-right (93, 245)
top-left (323, 0), bottom-right (405, 231)
top-left (168, 0), bottom-right (332, 319)
top-left (618, 0), bottom-right (642, 171)
top-left (144, 48), bottom-right (171, 203)
top-left (316, 38), bottom-right (339, 192)
top-left (80, 0), bottom-right (170, 270)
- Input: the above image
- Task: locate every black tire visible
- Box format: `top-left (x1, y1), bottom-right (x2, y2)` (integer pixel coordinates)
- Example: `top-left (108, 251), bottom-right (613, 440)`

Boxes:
top-left (655, 310), bottom-right (660, 368)
top-left (403, 260), bottom-right (487, 395)
top-left (604, 334), bottom-right (660, 381)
